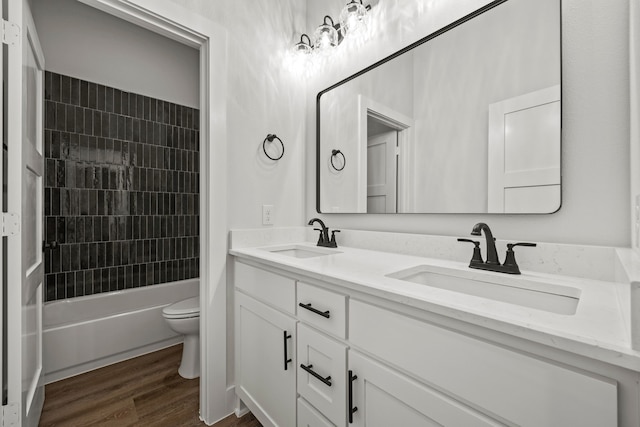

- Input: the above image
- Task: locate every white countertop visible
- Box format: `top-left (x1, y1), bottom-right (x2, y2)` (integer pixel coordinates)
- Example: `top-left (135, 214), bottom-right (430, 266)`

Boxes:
top-left (230, 241), bottom-right (640, 372)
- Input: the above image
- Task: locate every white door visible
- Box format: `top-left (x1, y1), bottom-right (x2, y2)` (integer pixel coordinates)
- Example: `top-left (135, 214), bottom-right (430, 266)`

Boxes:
top-left (487, 85), bottom-right (561, 213)
top-left (2, 1), bottom-right (45, 426)
top-left (348, 351), bottom-right (502, 427)
top-left (367, 131), bottom-right (397, 213)
top-left (235, 292), bottom-right (297, 427)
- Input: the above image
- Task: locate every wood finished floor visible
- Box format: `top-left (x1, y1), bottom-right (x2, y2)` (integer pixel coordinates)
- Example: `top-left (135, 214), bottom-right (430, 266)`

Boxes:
top-left (39, 345), bottom-right (262, 427)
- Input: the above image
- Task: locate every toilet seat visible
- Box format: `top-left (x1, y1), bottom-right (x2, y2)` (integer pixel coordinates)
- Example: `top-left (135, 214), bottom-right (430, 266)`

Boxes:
top-left (162, 296), bottom-right (200, 319)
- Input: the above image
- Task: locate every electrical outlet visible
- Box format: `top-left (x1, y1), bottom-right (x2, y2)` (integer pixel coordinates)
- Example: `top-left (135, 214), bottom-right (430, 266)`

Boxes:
top-left (262, 205), bottom-right (274, 225)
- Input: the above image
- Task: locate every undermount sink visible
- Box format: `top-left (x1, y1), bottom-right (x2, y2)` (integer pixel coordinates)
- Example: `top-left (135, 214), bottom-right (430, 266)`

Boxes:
top-left (387, 265), bottom-right (581, 315)
top-left (262, 244), bottom-right (341, 259)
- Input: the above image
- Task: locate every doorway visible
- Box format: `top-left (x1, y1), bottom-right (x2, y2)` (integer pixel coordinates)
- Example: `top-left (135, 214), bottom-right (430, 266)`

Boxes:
top-left (366, 117), bottom-right (398, 213)
top-left (0, 0), bottom-right (228, 425)
top-left (358, 95), bottom-right (415, 213)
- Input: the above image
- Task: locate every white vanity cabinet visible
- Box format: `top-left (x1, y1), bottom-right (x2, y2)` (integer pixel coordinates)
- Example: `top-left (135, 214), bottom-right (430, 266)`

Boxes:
top-left (233, 259), bottom-right (623, 427)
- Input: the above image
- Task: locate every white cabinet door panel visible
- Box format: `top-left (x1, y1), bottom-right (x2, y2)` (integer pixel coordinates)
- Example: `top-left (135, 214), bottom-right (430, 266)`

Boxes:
top-left (349, 351), bottom-right (502, 427)
top-left (235, 292), bottom-right (296, 427)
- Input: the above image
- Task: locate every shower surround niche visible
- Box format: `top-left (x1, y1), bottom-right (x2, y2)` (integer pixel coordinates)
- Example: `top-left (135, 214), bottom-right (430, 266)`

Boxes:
top-left (44, 72), bottom-right (200, 302)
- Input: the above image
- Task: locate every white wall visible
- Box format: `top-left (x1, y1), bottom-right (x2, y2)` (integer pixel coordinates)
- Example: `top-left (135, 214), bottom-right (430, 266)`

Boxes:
top-left (31, 0), bottom-right (199, 108)
top-left (168, 0), bottom-right (307, 230)
top-left (165, 0), bottom-right (307, 405)
top-left (631, 0), bottom-right (640, 253)
top-left (306, 0), bottom-right (631, 248)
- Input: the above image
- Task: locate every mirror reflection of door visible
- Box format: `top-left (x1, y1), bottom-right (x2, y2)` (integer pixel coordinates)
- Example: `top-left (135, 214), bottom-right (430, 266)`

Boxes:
top-left (367, 116), bottom-right (398, 213)
top-left (488, 85), bottom-right (561, 213)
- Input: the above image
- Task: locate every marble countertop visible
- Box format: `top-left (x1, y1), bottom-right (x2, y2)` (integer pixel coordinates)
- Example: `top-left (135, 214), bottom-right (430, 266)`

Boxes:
top-left (230, 240), bottom-right (639, 372)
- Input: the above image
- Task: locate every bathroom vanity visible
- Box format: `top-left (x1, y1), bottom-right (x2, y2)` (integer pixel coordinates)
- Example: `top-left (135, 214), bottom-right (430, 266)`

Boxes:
top-left (230, 230), bottom-right (640, 427)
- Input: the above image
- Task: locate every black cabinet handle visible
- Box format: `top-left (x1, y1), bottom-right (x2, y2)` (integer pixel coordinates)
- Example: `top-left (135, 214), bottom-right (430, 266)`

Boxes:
top-left (349, 370), bottom-right (358, 423)
top-left (283, 331), bottom-right (292, 370)
top-left (298, 302), bottom-right (330, 319)
top-left (300, 364), bottom-right (332, 387)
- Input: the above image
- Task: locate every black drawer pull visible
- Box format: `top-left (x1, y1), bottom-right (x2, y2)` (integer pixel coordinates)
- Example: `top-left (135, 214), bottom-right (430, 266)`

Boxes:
top-left (283, 331), bottom-right (292, 371)
top-left (300, 364), bottom-right (332, 387)
top-left (349, 370), bottom-right (358, 423)
top-left (298, 302), bottom-right (330, 319)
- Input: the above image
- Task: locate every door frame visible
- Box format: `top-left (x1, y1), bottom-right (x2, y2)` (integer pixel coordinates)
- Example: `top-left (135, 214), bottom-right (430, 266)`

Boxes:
top-left (357, 95), bottom-right (415, 213)
top-left (77, 0), bottom-right (229, 424)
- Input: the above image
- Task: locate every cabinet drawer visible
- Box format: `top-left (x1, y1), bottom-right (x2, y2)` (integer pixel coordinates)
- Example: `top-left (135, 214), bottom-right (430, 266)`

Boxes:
top-left (297, 282), bottom-right (346, 339)
top-left (297, 398), bottom-right (335, 427)
top-left (235, 261), bottom-right (295, 314)
top-left (349, 300), bottom-right (617, 427)
top-left (297, 323), bottom-right (347, 427)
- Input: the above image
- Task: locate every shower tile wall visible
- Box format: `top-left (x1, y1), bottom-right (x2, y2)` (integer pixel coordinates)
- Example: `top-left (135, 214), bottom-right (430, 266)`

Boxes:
top-left (43, 72), bottom-right (200, 302)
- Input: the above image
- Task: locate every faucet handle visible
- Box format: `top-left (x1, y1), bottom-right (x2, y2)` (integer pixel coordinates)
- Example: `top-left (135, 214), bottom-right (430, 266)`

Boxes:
top-left (507, 242), bottom-right (537, 249)
top-left (314, 228), bottom-right (325, 244)
top-left (329, 230), bottom-right (341, 248)
top-left (457, 238), bottom-right (483, 264)
top-left (503, 242), bottom-right (537, 273)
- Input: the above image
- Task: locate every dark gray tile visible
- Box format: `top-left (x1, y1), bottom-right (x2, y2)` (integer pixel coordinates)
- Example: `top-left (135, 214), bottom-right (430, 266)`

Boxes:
top-left (121, 92), bottom-right (129, 116)
top-left (136, 95), bottom-right (143, 120)
top-left (80, 80), bottom-right (89, 108)
top-left (114, 89), bottom-right (121, 114)
top-left (80, 243), bottom-right (89, 270)
top-left (90, 110), bottom-right (100, 137)
top-left (70, 78), bottom-right (80, 106)
top-left (117, 115), bottom-right (125, 140)
top-left (65, 272), bottom-right (76, 298)
top-left (129, 93), bottom-right (137, 118)
top-left (97, 84), bottom-right (106, 111)
top-left (50, 73), bottom-right (61, 103)
top-left (88, 82), bottom-right (97, 109)
top-left (105, 87), bottom-right (114, 113)
top-left (61, 75), bottom-right (71, 104)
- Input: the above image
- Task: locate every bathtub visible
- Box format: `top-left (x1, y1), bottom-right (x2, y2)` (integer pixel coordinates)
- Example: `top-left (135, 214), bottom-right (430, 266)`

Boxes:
top-left (43, 279), bottom-right (199, 384)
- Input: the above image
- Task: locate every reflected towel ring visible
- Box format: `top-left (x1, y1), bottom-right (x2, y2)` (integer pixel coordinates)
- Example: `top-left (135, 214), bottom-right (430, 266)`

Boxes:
top-left (331, 149), bottom-right (346, 171)
top-left (263, 134), bottom-right (284, 161)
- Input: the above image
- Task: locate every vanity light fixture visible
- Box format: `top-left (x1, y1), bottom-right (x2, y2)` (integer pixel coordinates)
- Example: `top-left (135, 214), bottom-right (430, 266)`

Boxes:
top-left (293, 34), bottom-right (313, 55)
top-left (293, 1), bottom-right (376, 61)
top-left (313, 16), bottom-right (340, 53)
top-left (339, 0), bottom-right (371, 37)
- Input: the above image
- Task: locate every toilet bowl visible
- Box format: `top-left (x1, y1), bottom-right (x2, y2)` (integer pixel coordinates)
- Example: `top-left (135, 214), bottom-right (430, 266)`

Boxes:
top-left (162, 296), bottom-right (200, 379)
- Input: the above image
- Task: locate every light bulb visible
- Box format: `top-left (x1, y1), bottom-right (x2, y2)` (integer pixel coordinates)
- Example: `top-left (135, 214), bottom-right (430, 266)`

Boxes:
top-left (339, 0), bottom-right (368, 37)
top-left (313, 16), bottom-right (339, 53)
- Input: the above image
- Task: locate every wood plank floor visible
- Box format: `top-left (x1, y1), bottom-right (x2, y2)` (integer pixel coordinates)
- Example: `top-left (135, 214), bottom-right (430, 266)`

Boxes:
top-left (39, 344), bottom-right (261, 427)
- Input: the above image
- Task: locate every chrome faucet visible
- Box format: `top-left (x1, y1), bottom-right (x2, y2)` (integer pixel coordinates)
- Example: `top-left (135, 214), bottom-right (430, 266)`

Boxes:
top-left (308, 218), bottom-right (339, 248)
top-left (458, 223), bottom-right (536, 275)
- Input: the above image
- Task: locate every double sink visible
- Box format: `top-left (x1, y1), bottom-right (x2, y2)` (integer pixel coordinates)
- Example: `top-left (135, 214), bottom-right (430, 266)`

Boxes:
top-left (261, 244), bottom-right (581, 316)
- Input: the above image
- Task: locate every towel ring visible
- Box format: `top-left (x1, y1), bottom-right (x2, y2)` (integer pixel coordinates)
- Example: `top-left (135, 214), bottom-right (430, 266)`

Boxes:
top-left (263, 134), bottom-right (284, 161)
top-left (331, 149), bottom-right (346, 171)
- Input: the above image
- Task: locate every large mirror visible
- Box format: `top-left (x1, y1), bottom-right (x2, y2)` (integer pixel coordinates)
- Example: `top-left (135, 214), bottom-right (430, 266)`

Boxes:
top-left (317, 0), bottom-right (561, 214)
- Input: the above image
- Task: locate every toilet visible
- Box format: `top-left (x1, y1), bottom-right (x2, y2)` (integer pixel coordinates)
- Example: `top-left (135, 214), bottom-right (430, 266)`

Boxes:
top-left (162, 296), bottom-right (200, 379)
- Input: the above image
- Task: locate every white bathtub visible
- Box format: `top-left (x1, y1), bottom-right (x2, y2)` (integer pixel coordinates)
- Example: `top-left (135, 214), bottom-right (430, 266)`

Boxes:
top-left (43, 279), bottom-right (199, 384)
